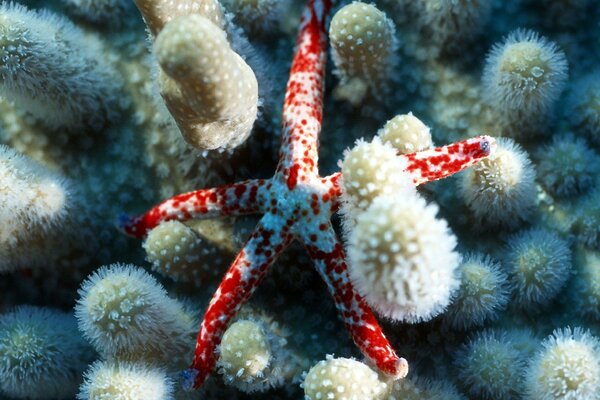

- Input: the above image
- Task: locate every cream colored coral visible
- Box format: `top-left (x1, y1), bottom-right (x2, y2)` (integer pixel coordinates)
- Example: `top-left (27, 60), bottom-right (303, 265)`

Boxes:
top-left (302, 356), bottom-right (389, 400)
top-left (340, 137), bottom-right (415, 214)
top-left (347, 194), bottom-right (459, 323)
top-left (377, 113), bottom-right (433, 154)
top-left (77, 361), bottom-right (174, 400)
top-left (217, 320), bottom-right (271, 388)
top-left (143, 220), bottom-right (205, 284)
top-left (526, 328), bottom-right (600, 400)
top-left (329, 2), bottom-right (397, 90)
top-left (155, 14), bottom-right (258, 149)
top-left (75, 264), bottom-right (194, 364)
top-left (459, 137), bottom-right (536, 228)
top-left (0, 145), bottom-right (81, 271)
top-left (133, 0), bottom-right (224, 35)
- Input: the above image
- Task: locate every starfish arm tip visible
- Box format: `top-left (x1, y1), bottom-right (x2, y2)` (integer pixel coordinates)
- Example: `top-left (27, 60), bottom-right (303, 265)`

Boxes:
top-left (393, 357), bottom-right (409, 379)
top-left (116, 213), bottom-right (145, 238)
top-left (479, 135), bottom-right (497, 157)
top-left (180, 368), bottom-right (199, 391)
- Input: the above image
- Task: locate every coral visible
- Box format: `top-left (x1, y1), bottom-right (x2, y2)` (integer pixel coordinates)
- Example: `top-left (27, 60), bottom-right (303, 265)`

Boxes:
top-left (61, 0), bottom-right (134, 24)
top-left (525, 327), bottom-right (600, 400)
top-left (535, 134), bottom-right (598, 197)
top-left (573, 247), bottom-right (600, 320)
top-left (443, 253), bottom-right (509, 330)
top-left (133, 0), bottom-right (225, 36)
top-left (217, 320), bottom-right (273, 392)
top-left (339, 137), bottom-right (414, 215)
top-left (77, 360), bottom-right (174, 400)
top-left (504, 227), bottom-right (572, 310)
top-left (389, 374), bottom-right (465, 400)
top-left (222, 0), bottom-right (288, 35)
top-left (154, 14), bottom-right (259, 150)
top-left (0, 3), bottom-right (121, 131)
top-left (482, 29), bottom-right (568, 136)
top-left (413, 0), bottom-right (492, 51)
top-left (120, 0), bottom-right (495, 389)
top-left (0, 306), bottom-right (93, 399)
top-left (454, 329), bottom-right (528, 400)
top-left (377, 112), bottom-right (433, 154)
top-left (143, 220), bottom-right (230, 285)
top-left (571, 188), bottom-right (600, 249)
top-left (302, 355), bottom-right (389, 400)
top-left (0, 145), bottom-right (88, 272)
top-left (329, 2), bottom-right (397, 96)
top-left (459, 137), bottom-right (537, 228)
top-left (347, 194), bottom-right (459, 323)
top-left (216, 317), bottom-right (300, 393)
top-left (75, 263), bottom-right (194, 364)
top-left (569, 72), bottom-right (600, 146)
top-left (4, 0), bottom-right (597, 398)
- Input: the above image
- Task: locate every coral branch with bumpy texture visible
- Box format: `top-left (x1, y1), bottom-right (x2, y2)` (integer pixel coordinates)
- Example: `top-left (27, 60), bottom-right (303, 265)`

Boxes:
top-left (133, 0), bottom-right (225, 35)
top-left (0, 3), bottom-right (121, 131)
top-left (120, 0), bottom-right (495, 391)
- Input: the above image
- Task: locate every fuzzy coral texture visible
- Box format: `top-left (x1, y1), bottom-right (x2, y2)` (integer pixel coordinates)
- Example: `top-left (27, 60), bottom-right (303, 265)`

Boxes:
top-left (1, 0), bottom-right (600, 399)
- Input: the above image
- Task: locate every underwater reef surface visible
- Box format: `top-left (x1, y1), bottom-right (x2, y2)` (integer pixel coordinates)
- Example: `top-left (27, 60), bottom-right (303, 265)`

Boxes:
top-left (1, 0), bottom-right (600, 399)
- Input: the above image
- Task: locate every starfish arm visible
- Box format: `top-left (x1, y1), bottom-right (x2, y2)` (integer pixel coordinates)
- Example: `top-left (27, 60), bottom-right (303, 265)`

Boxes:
top-left (119, 178), bottom-right (269, 238)
top-left (301, 223), bottom-right (409, 379)
top-left (402, 135), bottom-right (496, 186)
top-left (320, 173), bottom-right (343, 212)
top-left (277, 0), bottom-right (332, 188)
top-left (323, 136), bottom-right (495, 208)
top-left (185, 213), bottom-right (293, 389)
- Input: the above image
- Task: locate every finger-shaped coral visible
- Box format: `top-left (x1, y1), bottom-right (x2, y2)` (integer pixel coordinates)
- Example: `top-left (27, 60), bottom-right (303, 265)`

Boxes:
top-left (454, 329), bottom-right (528, 400)
top-left (302, 355), bottom-right (390, 400)
top-left (329, 2), bottom-right (397, 96)
top-left (222, 0), bottom-right (288, 35)
top-left (143, 220), bottom-right (232, 285)
top-left (535, 134), bottom-right (598, 198)
top-left (573, 247), bottom-right (600, 320)
top-left (459, 137), bottom-right (537, 229)
top-left (133, 0), bottom-right (225, 35)
top-left (61, 0), bottom-right (134, 24)
top-left (569, 72), bottom-right (600, 146)
top-left (0, 306), bottom-right (93, 400)
top-left (347, 194), bottom-right (459, 323)
top-left (482, 29), bottom-right (568, 136)
top-left (217, 320), bottom-right (272, 392)
top-left (0, 145), bottom-right (84, 272)
top-left (0, 3), bottom-right (121, 132)
top-left (525, 327), bottom-right (600, 400)
top-left (443, 253), bottom-right (509, 330)
top-left (77, 360), bottom-right (174, 400)
top-left (216, 316), bottom-right (301, 393)
top-left (340, 137), bottom-right (415, 215)
top-left (154, 14), bottom-right (259, 150)
top-left (75, 263), bottom-right (195, 364)
top-left (504, 227), bottom-right (572, 310)
top-left (377, 112), bottom-right (433, 155)
top-left (571, 188), bottom-right (600, 249)
top-left (413, 0), bottom-right (492, 52)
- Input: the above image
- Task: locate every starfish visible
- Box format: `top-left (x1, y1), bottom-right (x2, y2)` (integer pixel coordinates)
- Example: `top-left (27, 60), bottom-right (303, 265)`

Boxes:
top-left (120, 0), bottom-right (496, 390)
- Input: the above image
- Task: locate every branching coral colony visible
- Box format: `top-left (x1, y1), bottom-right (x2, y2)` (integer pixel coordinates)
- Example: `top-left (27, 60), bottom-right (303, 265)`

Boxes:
top-left (3, 0), bottom-right (600, 399)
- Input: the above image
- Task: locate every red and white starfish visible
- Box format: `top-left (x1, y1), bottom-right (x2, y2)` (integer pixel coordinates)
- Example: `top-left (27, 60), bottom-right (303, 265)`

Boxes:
top-left (121, 0), bottom-right (495, 390)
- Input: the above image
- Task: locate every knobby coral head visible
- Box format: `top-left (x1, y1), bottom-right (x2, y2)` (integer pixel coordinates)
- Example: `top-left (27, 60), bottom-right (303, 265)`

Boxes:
top-left (119, 0), bottom-right (496, 391)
